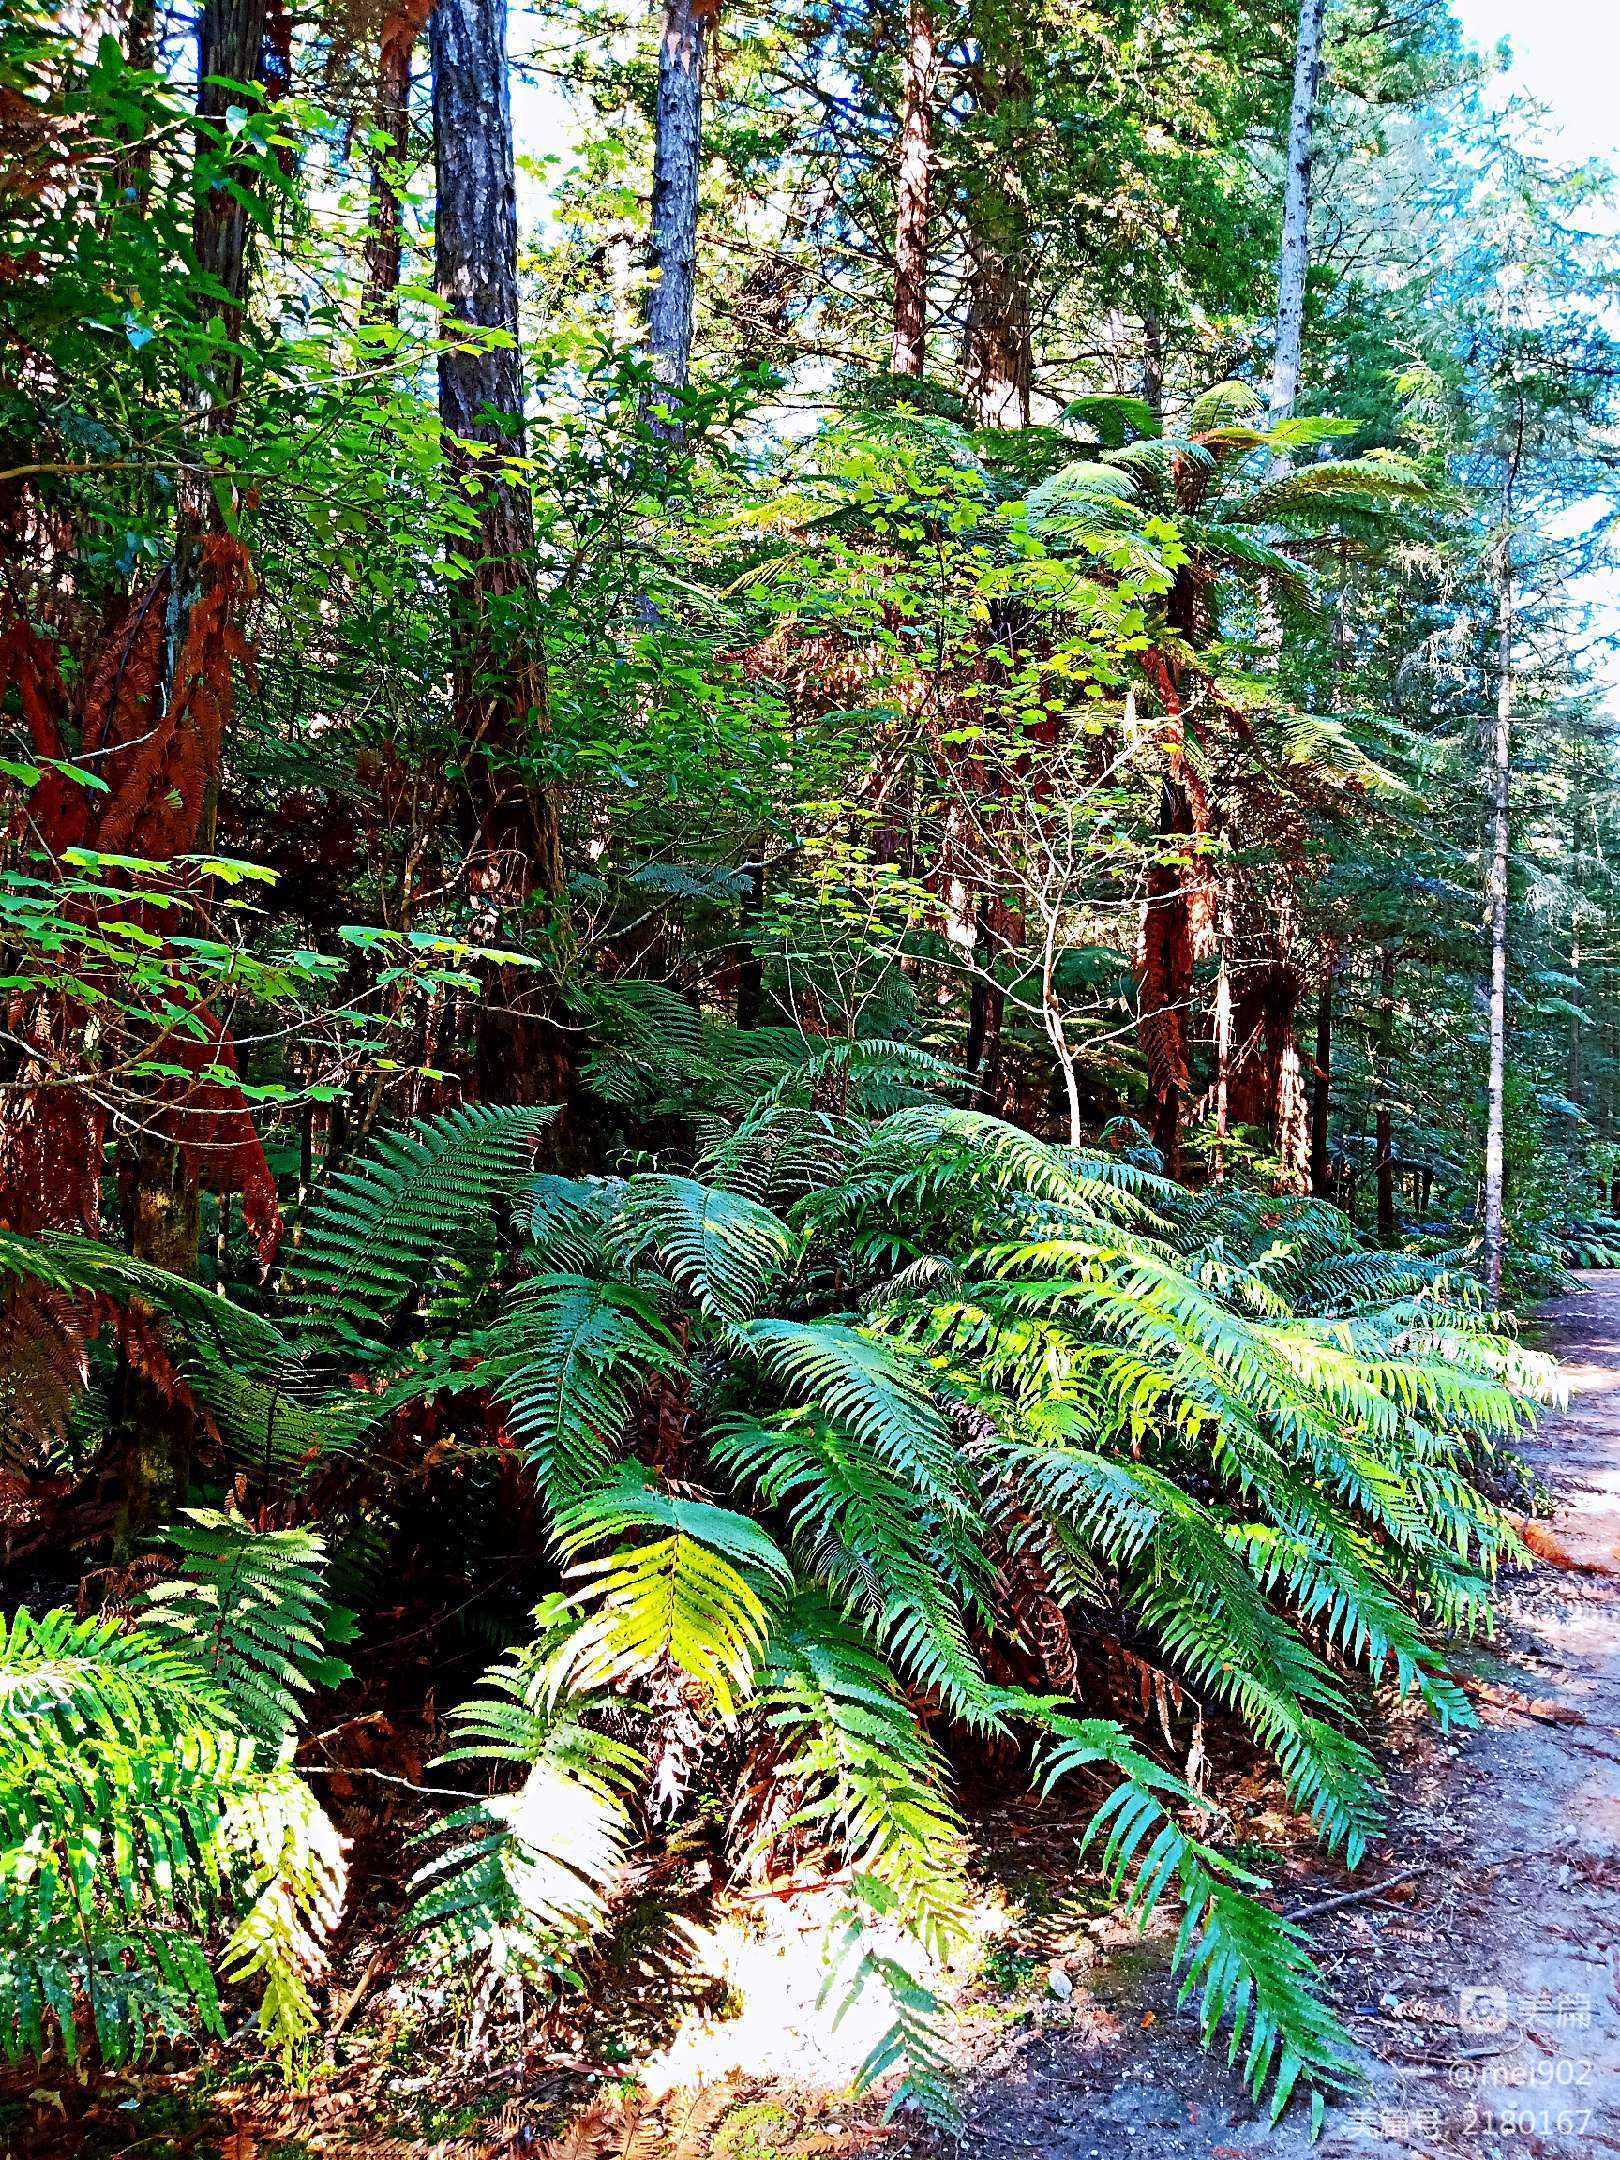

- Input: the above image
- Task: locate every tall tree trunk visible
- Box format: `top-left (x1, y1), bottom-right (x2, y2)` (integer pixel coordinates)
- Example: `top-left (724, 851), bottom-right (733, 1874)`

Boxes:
top-left (193, 0), bottom-right (274, 423)
top-left (117, 0), bottom-right (273, 1541)
top-left (1568, 918), bottom-right (1582, 1111)
top-left (362, 2), bottom-right (429, 322)
top-left (1374, 944), bottom-right (1397, 1245)
top-left (431, 0), bottom-right (566, 1101)
top-left (1141, 307), bottom-right (1164, 418)
top-left (1134, 639), bottom-right (1211, 1186)
top-left (890, 0), bottom-right (937, 378)
top-left (1309, 945), bottom-right (1335, 1197)
top-left (645, 0), bottom-right (709, 432)
top-left (1481, 541), bottom-right (1513, 1302)
top-left (1211, 890), bottom-right (1232, 1184)
top-left (961, 4), bottom-right (1032, 428)
top-left (1268, 0), bottom-right (1327, 430)
top-left (963, 239), bottom-right (1031, 427)
top-left (1267, 971), bottom-right (1310, 1193)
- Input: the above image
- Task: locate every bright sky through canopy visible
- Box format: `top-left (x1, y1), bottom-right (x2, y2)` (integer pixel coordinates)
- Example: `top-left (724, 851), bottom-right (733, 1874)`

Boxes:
top-left (1450, 0), bottom-right (1620, 715)
top-left (1451, 0), bottom-right (1620, 165)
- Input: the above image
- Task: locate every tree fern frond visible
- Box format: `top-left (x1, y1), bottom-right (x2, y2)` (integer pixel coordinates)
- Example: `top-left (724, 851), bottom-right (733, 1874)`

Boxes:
top-left (409, 1630), bottom-right (642, 1988)
top-left (713, 1414), bottom-right (997, 1725)
top-left (739, 1317), bottom-right (975, 1522)
top-left (609, 1174), bottom-right (798, 1322)
top-left (0, 1608), bottom-right (345, 2072)
top-left (480, 1274), bottom-right (679, 1502)
top-left (219, 1764), bottom-right (349, 2065)
top-left (284, 1105), bottom-right (551, 1354)
top-left (1040, 1717), bottom-right (1356, 2122)
top-left (525, 1173), bottom-right (621, 1271)
top-left (141, 1509), bottom-right (350, 1758)
top-left (0, 1605), bottom-right (228, 1748)
top-left (553, 1470), bottom-right (790, 1719)
top-left (759, 1591), bottom-right (970, 1963)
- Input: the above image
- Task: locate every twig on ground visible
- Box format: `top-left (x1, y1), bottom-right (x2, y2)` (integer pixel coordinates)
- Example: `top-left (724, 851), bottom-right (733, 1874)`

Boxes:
top-left (1283, 1866), bottom-right (1424, 1922)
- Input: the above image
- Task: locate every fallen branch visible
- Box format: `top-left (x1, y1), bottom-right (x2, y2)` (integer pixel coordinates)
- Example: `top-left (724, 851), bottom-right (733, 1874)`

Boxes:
top-left (1282, 1866), bottom-right (1423, 1923)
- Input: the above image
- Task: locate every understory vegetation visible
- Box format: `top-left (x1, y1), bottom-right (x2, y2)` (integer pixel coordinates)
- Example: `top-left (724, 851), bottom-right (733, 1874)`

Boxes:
top-left (0, 0), bottom-right (1614, 2140)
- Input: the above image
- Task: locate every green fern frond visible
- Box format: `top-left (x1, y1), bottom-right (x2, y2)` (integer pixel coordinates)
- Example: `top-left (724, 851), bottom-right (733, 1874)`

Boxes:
top-left (284, 1105), bottom-right (551, 1354)
top-left (609, 1174), bottom-right (798, 1322)
top-left (0, 1605), bottom-right (227, 1747)
top-left (714, 1414), bottom-right (997, 1725)
top-left (142, 1509), bottom-right (351, 1757)
top-left (739, 1317), bottom-right (976, 1522)
top-left (554, 1470), bottom-right (791, 1718)
top-left (0, 1608), bottom-right (345, 2072)
top-left (822, 1917), bottom-right (960, 2130)
top-left (1040, 1717), bottom-right (1356, 2123)
top-left (409, 1628), bottom-right (642, 1987)
top-left (760, 1592), bottom-right (970, 1962)
top-left (480, 1273), bottom-right (679, 1502)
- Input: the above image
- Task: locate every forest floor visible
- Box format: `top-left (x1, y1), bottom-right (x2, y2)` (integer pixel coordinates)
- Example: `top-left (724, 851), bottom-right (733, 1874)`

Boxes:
top-left (883, 1272), bottom-right (1620, 2160)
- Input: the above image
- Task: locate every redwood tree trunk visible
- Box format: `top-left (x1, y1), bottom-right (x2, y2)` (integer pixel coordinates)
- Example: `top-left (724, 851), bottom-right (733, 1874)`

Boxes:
top-left (1374, 944), bottom-right (1398, 1245)
top-left (431, 0), bottom-right (566, 1100)
top-left (1269, 0), bottom-right (1327, 429)
top-left (646, 0), bottom-right (709, 432)
top-left (1309, 949), bottom-right (1335, 1198)
top-left (890, 0), bottom-right (937, 378)
top-left (963, 240), bottom-right (1031, 427)
top-left (1265, 969), bottom-right (1310, 1193)
top-left (961, 5), bottom-right (1032, 427)
top-left (125, 0), bottom-right (271, 1329)
top-left (362, 2), bottom-right (428, 322)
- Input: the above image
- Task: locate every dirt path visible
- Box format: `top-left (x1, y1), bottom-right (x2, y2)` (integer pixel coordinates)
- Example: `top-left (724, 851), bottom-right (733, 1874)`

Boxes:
top-left (920, 1273), bottom-right (1620, 2160)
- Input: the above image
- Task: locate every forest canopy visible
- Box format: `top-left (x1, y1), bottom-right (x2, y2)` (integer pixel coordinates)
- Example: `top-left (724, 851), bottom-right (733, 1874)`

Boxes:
top-left (0, 0), bottom-right (1616, 2143)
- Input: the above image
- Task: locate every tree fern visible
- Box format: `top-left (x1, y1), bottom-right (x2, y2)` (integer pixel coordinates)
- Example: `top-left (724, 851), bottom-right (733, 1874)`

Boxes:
top-left (0, 1090), bottom-right (1552, 2123)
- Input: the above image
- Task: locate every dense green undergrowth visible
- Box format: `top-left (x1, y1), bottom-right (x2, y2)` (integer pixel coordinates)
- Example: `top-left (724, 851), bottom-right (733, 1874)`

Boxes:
top-left (0, 1059), bottom-right (1553, 2126)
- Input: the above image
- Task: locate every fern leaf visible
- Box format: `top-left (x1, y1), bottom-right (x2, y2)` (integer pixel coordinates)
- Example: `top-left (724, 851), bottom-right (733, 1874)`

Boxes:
top-left (1040, 1717), bottom-right (1356, 2120)
top-left (554, 1470), bottom-right (790, 1718)
top-left (610, 1173), bottom-right (798, 1322)
top-left (141, 1509), bottom-right (347, 1756)
top-left (284, 1105), bottom-right (551, 1352)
